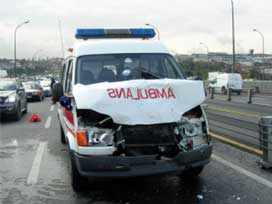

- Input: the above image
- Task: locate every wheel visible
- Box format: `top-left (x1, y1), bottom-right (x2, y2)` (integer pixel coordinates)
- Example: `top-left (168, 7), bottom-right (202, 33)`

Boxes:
top-left (221, 87), bottom-right (227, 95)
top-left (14, 104), bottom-right (22, 121)
top-left (180, 166), bottom-right (204, 178)
top-left (70, 155), bottom-right (88, 191)
top-left (60, 124), bottom-right (66, 144)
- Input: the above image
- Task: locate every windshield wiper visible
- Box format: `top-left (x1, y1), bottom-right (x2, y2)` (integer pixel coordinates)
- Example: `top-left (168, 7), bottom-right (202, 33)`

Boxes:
top-left (135, 66), bottom-right (161, 79)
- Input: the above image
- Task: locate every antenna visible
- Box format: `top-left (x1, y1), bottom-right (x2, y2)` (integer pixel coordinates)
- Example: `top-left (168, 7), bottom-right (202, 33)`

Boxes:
top-left (58, 18), bottom-right (65, 58)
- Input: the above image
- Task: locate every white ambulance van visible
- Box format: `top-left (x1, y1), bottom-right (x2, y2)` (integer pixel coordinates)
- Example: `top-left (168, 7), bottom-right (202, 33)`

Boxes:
top-left (52, 28), bottom-right (212, 191)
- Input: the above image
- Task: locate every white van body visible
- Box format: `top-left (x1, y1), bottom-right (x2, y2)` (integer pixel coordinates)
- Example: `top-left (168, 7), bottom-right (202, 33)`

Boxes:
top-left (54, 28), bottom-right (213, 191)
top-left (0, 70), bottom-right (8, 78)
top-left (209, 73), bottom-right (243, 94)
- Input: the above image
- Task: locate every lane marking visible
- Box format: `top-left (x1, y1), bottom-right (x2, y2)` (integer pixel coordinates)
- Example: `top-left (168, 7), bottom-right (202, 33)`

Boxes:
top-left (27, 142), bottom-right (47, 185)
top-left (212, 154), bottom-right (272, 189)
top-left (208, 105), bottom-right (261, 118)
top-left (44, 116), bottom-right (52, 129)
top-left (210, 131), bottom-right (263, 156)
top-left (50, 105), bottom-right (54, 111)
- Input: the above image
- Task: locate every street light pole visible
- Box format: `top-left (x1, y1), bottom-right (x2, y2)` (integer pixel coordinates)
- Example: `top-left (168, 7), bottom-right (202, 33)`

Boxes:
top-left (200, 42), bottom-right (209, 69)
top-left (145, 23), bottom-right (160, 40)
top-left (253, 29), bottom-right (265, 80)
top-left (14, 20), bottom-right (30, 78)
top-left (231, 0), bottom-right (236, 73)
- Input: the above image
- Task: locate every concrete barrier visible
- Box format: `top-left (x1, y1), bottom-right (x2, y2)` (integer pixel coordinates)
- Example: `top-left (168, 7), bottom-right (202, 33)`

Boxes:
top-left (243, 80), bottom-right (272, 94)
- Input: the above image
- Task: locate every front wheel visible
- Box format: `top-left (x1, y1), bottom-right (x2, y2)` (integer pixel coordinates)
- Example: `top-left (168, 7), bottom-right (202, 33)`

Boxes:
top-left (221, 87), bottom-right (227, 95)
top-left (70, 156), bottom-right (88, 191)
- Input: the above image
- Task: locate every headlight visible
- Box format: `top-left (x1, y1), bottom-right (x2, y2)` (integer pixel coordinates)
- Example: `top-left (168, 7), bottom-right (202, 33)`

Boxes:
top-left (5, 95), bottom-right (16, 103)
top-left (181, 121), bottom-right (202, 137)
top-left (87, 127), bottom-right (114, 146)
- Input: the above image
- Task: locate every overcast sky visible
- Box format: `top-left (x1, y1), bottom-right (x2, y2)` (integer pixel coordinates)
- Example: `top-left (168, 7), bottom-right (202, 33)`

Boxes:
top-left (0, 0), bottom-right (271, 59)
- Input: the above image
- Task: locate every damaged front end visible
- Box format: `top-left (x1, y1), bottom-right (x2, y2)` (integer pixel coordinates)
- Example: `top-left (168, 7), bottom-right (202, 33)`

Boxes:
top-left (73, 105), bottom-right (212, 177)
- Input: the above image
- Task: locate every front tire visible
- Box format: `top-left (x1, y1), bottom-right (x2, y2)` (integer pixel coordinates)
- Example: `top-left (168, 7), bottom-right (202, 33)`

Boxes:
top-left (70, 155), bottom-right (87, 191)
top-left (221, 87), bottom-right (227, 95)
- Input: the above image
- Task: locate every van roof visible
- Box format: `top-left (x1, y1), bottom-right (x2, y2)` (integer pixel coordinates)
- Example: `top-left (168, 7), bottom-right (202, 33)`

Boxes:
top-left (67, 39), bottom-right (170, 58)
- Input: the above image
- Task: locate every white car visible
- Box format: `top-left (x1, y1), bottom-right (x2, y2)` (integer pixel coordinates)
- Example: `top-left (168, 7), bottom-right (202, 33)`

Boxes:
top-left (208, 72), bottom-right (243, 95)
top-left (52, 28), bottom-right (212, 191)
top-left (40, 80), bottom-right (52, 97)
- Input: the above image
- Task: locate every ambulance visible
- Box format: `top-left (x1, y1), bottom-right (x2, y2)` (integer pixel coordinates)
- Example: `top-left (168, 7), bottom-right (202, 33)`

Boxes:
top-left (52, 28), bottom-right (212, 191)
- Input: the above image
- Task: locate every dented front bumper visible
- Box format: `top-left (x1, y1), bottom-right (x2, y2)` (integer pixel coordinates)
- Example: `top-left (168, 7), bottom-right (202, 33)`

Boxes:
top-left (71, 144), bottom-right (212, 178)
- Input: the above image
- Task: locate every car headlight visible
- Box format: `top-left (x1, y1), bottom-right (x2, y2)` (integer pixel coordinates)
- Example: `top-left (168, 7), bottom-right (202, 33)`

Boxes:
top-left (5, 95), bottom-right (16, 103)
top-left (87, 127), bottom-right (114, 146)
top-left (181, 120), bottom-right (203, 137)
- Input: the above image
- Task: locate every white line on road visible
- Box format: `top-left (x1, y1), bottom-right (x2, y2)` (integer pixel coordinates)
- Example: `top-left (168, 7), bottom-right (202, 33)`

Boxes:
top-left (50, 105), bottom-right (54, 111)
top-left (44, 116), bottom-right (52, 129)
top-left (27, 142), bottom-right (47, 185)
top-left (212, 154), bottom-right (272, 189)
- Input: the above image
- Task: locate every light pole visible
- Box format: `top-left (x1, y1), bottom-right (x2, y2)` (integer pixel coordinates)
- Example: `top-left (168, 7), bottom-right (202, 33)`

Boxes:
top-left (14, 20), bottom-right (30, 78)
top-left (253, 29), bottom-right (265, 80)
top-left (200, 42), bottom-right (209, 69)
top-left (145, 23), bottom-right (160, 40)
top-left (231, 0), bottom-right (236, 73)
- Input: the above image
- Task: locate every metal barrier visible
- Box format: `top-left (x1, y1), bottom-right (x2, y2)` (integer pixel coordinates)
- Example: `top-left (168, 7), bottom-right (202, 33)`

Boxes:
top-left (248, 89), bottom-right (253, 104)
top-left (227, 88), bottom-right (232, 101)
top-left (210, 87), bottom-right (215, 99)
top-left (259, 116), bottom-right (272, 168)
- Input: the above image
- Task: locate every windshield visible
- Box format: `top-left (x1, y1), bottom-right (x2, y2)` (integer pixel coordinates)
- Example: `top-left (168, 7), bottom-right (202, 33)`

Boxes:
top-left (76, 54), bottom-right (184, 85)
top-left (40, 80), bottom-right (51, 87)
top-left (23, 83), bottom-right (39, 89)
top-left (0, 81), bottom-right (17, 91)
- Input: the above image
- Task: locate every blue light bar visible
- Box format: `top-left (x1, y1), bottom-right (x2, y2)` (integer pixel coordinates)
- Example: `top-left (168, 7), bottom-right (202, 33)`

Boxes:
top-left (75, 28), bottom-right (156, 39)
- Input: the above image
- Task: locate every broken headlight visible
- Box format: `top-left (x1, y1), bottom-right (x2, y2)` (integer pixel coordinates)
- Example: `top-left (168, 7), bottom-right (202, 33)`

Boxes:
top-left (181, 118), bottom-right (203, 137)
top-left (87, 127), bottom-right (114, 146)
top-left (177, 117), bottom-right (207, 151)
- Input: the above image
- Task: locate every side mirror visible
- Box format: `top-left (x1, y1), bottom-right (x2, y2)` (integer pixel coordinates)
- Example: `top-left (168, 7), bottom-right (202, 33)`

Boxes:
top-left (60, 96), bottom-right (72, 110)
top-left (52, 83), bottom-right (64, 102)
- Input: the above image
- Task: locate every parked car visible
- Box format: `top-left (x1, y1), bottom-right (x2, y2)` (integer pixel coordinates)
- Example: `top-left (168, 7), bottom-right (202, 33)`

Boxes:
top-left (23, 82), bottom-right (44, 101)
top-left (53, 28), bottom-right (212, 191)
top-left (0, 78), bottom-right (27, 120)
top-left (208, 72), bottom-right (243, 95)
top-left (40, 80), bottom-right (52, 97)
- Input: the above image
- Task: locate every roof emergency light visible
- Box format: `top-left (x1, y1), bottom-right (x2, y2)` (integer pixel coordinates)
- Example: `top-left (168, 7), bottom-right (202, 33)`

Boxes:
top-left (75, 28), bottom-right (156, 39)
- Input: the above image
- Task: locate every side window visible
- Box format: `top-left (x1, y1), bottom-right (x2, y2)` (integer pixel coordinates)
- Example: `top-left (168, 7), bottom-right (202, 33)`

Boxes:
top-left (163, 58), bottom-right (178, 79)
top-left (66, 59), bottom-right (73, 94)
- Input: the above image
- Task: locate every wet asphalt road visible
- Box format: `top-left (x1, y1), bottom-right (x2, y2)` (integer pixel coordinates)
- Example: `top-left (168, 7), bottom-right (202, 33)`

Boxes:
top-left (206, 94), bottom-right (272, 149)
top-left (1, 98), bottom-right (272, 204)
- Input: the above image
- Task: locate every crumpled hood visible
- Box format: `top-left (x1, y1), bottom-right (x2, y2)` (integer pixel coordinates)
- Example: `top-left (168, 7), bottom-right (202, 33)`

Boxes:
top-left (73, 79), bottom-right (205, 125)
top-left (0, 91), bottom-right (15, 97)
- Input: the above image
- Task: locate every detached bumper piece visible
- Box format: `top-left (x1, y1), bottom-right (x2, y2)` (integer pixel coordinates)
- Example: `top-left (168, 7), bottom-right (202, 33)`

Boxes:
top-left (71, 144), bottom-right (212, 178)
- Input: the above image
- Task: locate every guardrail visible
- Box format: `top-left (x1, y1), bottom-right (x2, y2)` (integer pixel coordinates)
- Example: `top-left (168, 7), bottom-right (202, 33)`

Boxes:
top-left (204, 80), bottom-right (272, 94)
top-left (259, 116), bottom-right (272, 168)
top-left (208, 87), bottom-right (255, 104)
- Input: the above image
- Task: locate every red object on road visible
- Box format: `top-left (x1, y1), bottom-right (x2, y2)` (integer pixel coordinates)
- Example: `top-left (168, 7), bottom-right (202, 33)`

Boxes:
top-left (29, 113), bottom-right (41, 123)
